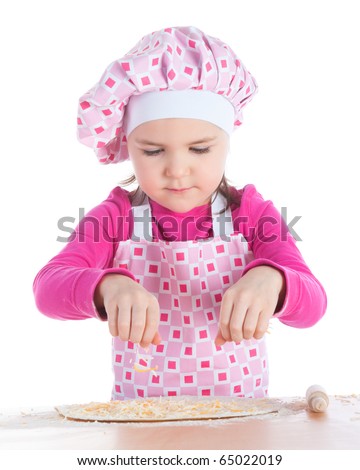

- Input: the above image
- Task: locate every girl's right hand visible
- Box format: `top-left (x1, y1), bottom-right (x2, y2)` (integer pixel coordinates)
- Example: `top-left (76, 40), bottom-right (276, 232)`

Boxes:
top-left (94, 274), bottom-right (161, 348)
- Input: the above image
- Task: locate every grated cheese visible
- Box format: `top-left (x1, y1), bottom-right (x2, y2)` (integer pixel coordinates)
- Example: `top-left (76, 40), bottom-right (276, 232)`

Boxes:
top-left (56, 396), bottom-right (280, 422)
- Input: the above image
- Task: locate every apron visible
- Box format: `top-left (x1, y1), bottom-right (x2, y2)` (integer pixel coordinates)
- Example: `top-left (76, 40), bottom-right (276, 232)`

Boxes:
top-left (111, 194), bottom-right (269, 399)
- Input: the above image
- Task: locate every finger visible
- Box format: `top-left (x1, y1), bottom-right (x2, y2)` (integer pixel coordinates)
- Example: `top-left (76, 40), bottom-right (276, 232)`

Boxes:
top-left (140, 300), bottom-right (160, 348)
top-left (218, 294), bottom-right (234, 342)
top-left (105, 301), bottom-right (119, 337)
top-left (116, 301), bottom-right (131, 341)
top-left (151, 331), bottom-right (162, 345)
top-left (129, 303), bottom-right (146, 344)
top-left (253, 310), bottom-right (272, 339)
top-left (229, 303), bottom-right (248, 343)
top-left (242, 305), bottom-right (261, 340)
top-left (214, 329), bottom-right (226, 346)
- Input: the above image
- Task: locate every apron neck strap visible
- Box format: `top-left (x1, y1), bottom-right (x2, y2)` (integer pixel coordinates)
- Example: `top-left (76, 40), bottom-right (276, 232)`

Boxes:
top-left (211, 193), bottom-right (234, 238)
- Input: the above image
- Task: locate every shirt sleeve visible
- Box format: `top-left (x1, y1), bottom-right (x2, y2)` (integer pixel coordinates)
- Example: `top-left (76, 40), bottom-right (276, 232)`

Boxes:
top-left (233, 184), bottom-right (327, 328)
top-left (33, 187), bottom-right (135, 321)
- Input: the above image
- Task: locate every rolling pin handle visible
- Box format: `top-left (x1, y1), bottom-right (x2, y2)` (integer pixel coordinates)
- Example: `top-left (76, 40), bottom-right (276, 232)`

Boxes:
top-left (306, 384), bottom-right (329, 413)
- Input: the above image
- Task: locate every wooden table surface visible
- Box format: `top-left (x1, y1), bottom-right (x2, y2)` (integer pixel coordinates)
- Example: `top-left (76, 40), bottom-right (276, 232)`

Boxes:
top-left (1, 395), bottom-right (360, 450)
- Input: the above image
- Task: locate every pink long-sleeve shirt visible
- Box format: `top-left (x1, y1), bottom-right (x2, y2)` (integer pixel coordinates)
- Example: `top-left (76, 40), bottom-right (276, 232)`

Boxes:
top-left (33, 184), bottom-right (327, 327)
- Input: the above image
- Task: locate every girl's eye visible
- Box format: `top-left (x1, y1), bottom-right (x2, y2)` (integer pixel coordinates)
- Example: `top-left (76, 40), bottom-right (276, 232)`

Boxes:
top-left (143, 149), bottom-right (163, 156)
top-left (142, 147), bottom-right (210, 156)
top-left (191, 147), bottom-right (210, 154)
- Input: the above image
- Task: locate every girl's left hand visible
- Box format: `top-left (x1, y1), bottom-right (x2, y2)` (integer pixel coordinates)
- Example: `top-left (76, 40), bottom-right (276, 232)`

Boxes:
top-left (215, 266), bottom-right (285, 345)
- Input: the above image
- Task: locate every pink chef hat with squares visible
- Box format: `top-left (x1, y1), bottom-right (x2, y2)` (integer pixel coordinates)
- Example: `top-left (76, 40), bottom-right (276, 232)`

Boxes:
top-left (77, 26), bottom-right (258, 164)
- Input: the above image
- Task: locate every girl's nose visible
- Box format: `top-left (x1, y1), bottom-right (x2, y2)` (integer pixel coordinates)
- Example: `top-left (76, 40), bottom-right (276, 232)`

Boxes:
top-left (164, 154), bottom-right (190, 178)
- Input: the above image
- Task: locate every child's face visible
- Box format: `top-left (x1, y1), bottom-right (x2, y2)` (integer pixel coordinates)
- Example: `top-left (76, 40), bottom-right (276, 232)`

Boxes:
top-left (127, 118), bottom-right (229, 213)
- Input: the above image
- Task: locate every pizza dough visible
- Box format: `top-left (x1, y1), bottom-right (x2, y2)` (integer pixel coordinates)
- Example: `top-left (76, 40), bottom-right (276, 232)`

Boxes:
top-left (55, 396), bottom-right (281, 422)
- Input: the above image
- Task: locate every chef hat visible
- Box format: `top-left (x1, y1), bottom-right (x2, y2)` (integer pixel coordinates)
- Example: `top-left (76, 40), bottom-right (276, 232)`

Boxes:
top-left (77, 26), bottom-right (258, 164)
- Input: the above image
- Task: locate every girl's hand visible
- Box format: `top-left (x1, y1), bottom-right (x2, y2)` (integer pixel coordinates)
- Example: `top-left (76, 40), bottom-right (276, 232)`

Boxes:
top-left (94, 274), bottom-right (161, 348)
top-left (215, 266), bottom-right (285, 345)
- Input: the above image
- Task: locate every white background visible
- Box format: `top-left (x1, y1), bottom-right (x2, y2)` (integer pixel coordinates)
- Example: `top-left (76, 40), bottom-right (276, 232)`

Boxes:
top-left (0, 0), bottom-right (359, 409)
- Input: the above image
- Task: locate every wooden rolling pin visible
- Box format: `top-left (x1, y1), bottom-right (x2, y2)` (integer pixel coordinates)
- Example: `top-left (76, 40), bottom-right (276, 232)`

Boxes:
top-left (306, 384), bottom-right (329, 412)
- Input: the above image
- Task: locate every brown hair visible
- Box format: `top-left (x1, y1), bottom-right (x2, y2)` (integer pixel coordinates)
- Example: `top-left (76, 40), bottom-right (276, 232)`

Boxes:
top-left (119, 174), bottom-right (240, 212)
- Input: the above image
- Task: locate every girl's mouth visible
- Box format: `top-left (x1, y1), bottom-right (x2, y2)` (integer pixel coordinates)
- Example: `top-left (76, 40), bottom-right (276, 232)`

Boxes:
top-left (167, 187), bottom-right (192, 193)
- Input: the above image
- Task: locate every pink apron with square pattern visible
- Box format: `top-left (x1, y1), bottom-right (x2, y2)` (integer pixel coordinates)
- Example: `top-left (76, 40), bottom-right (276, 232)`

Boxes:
top-left (111, 194), bottom-right (269, 399)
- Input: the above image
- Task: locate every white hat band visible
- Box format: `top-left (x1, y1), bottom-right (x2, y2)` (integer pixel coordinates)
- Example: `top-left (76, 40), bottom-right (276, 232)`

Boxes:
top-left (123, 89), bottom-right (235, 136)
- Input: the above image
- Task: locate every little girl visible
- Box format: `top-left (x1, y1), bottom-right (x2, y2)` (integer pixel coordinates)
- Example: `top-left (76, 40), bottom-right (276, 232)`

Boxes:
top-left (33, 26), bottom-right (326, 399)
